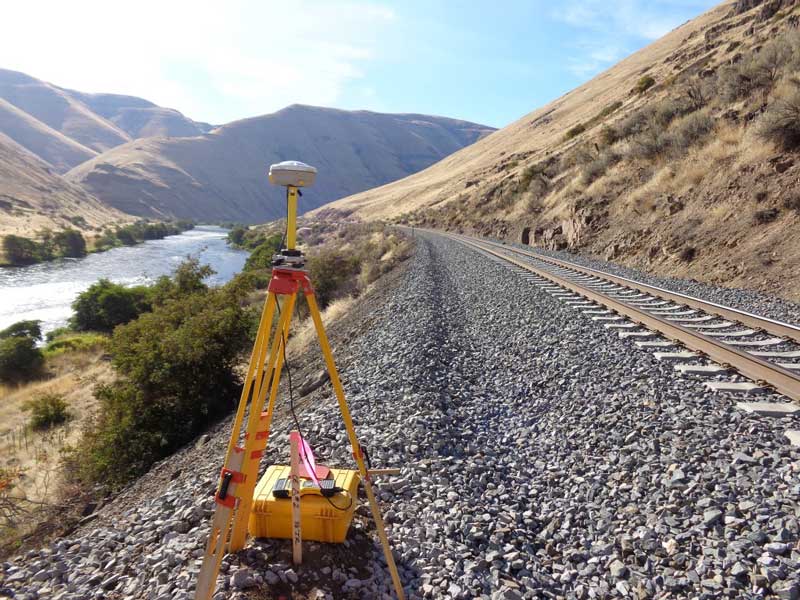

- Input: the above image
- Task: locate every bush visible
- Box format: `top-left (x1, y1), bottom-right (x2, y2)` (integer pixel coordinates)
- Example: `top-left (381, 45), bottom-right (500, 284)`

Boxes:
top-left (227, 226), bottom-right (247, 247)
top-left (669, 111), bottom-right (715, 153)
top-left (783, 192), bottom-right (800, 212)
top-left (73, 286), bottom-right (250, 487)
top-left (3, 235), bottom-right (42, 265)
top-left (599, 126), bottom-right (619, 147)
top-left (52, 229), bottom-right (86, 258)
top-left (0, 336), bottom-right (44, 384)
top-left (635, 76), bottom-right (656, 94)
top-left (564, 124), bottom-right (586, 141)
top-left (629, 128), bottom-right (671, 160)
top-left (70, 279), bottom-right (152, 333)
top-left (679, 247), bottom-right (697, 263)
top-left (581, 151), bottom-right (621, 185)
top-left (307, 249), bottom-right (362, 309)
top-left (26, 394), bottom-right (71, 429)
top-left (244, 234), bottom-right (284, 271)
top-left (43, 332), bottom-right (107, 357)
top-left (757, 90), bottom-right (800, 151)
top-left (754, 208), bottom-right (780, 224)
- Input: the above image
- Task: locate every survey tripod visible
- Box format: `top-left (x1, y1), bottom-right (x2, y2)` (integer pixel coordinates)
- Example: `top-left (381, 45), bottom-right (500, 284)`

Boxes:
top-left (194, 164), bottom-right (405, 600)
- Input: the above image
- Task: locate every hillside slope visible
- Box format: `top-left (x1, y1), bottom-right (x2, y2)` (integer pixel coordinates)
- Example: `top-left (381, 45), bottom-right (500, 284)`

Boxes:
top-left (66, 105), bottom-right (495, 222)
top-left (0, 97), bottom-right (97, 172)
top-left (0, 132), bottom-right (128, 236)
top-left (0, 69), bottom-right (131, 158)
top-left (0, 69), bottom-right (211, 172)
top-left (320, 0), bottom-right (800, 300)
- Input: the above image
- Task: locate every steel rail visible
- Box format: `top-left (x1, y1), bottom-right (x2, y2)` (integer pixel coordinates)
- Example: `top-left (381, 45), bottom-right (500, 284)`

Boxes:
top-left (442, 232), bottom-right (800, 402)
top-left (464, 235), bottom-right (800, 344)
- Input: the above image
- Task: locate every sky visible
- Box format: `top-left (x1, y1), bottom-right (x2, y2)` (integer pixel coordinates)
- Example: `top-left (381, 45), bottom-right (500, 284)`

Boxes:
top-left (2, 0), bottom-right (720, 129)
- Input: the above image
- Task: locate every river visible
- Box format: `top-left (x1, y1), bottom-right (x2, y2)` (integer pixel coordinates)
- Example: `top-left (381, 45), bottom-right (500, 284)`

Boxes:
top-left (0, 226), bottom-right (248, 336)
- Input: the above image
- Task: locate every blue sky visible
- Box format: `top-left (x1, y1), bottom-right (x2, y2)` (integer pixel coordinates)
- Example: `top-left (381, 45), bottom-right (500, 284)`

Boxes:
top-left (4, 0), bottom-right (719, 128)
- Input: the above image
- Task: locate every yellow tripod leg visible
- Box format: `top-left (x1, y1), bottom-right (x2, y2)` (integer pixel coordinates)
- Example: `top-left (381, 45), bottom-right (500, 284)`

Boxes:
top-left (306, 292), bottom-right (406, 600)
top-left (195, 292), bottom-right (278, 600)
top-left (229, 292), bottom-right (296, 549)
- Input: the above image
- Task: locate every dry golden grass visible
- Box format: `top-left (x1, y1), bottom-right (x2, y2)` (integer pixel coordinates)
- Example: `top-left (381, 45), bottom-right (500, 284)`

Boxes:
top-left (0, 349), bottom-right (113, 507)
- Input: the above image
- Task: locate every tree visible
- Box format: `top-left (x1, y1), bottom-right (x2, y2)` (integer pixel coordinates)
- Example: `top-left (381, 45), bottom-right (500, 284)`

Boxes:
top-left (0, 320), bottom-right (42, 341)
top-left (71, 279), bottom-right (151, 332)
top-left (227, 226), bottom-right (247, 247)
top-left (52, 229), bottom-right (87, 258)
top-left (0, 336), bottom-right (44, 384)
top-left (3, 235), bottom-right (41, 265)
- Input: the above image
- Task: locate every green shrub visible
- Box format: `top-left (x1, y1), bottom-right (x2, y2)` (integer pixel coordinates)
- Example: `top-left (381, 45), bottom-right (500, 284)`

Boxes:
top-left (629, 128), bottom-right (671, 160)
top-left (244, 234), bottom-right (284, 271)
top-left (307, 249), bottom-right (362, 309)
top-left (227, 226), bottom-right (247, 247)
top-left (52, 229), bottom-right (87, 258)
top-left (3, 235), bottom-right (42, 265)
top-left (0, 320), bottom-right (42, 341)
top-left (564, 124), bottom-right (586, 141)
top-left (43, 332), bottom-right (107, 357)
top-left (70, 279), bottom-right (152, 333)
top-left (73, 286), bottom-right (250, 487)
top-left (635, 76), bottom-right (656, 94)
top-left (26, 394), bottom-right (71, 429)
top-left (757, 90), bottom-right (800, 151)
top-left (0, 336), bottom-right (44, 384)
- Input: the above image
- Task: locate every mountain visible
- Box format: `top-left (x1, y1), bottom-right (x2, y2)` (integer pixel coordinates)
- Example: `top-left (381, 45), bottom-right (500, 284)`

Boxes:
top-left (66, 105), bottom-right (495, 222)
top-left (0, 68), bottom-right (210, 172)
top-left (0, 131), bottom-right (127, 237)
top-left (317, 0), bottom-right (800, 300)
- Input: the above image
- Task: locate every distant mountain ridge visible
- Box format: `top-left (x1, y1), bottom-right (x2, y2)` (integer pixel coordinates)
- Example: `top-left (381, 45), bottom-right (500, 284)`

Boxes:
top-left (0, 68), bottom-right (494, 228)
top-left (66, 104), bottom-right (495, 222)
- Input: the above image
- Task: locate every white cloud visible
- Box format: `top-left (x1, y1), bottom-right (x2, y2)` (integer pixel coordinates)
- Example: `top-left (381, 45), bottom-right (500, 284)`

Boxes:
top-left (1, 0), bottom-right (396, 124)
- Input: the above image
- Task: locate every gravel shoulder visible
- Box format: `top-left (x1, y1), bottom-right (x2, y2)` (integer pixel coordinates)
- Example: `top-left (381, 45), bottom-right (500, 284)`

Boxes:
top-left (2, 232), bottom-right (799, 600)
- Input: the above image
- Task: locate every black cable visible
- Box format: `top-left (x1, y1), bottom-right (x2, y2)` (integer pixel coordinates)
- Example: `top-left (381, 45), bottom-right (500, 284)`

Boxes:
top-left (275, 295), bottom-right (352, 512)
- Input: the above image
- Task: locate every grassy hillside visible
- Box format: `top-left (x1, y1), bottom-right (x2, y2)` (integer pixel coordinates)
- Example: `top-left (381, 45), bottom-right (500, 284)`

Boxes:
top-left (318, 0), bottom-right (800, 301)
top-left (0, 132), bottom-right (128, 238)
top-left (66, 104), bottom-right (495, 223)
top-left (0, 69), bottom-right (130, 156)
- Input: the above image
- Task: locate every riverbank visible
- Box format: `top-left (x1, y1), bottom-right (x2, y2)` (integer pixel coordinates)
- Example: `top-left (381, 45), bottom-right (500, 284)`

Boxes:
top-left (0, 226), bottom-right (248, 335)
top-left (0, 220), bottom-right (195, 267)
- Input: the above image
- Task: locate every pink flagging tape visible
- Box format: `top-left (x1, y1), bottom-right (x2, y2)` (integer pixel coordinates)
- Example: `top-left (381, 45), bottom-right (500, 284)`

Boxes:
top-left (289, 431), bottom-right (321, 487)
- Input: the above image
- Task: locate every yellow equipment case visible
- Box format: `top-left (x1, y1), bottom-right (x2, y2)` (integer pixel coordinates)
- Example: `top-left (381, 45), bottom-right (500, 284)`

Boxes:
top-left (249, 465), bottom-right (359, 543)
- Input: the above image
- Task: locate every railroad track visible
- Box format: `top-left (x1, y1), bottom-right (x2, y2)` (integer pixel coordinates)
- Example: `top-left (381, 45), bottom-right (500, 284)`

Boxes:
top-left (439, 231), bottom-right (800, 436)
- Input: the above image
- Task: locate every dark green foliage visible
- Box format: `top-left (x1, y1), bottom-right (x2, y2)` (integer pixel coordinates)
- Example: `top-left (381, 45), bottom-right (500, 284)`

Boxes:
top-left (0, 320), bottom-right (42, 341)
top-left (70, 279), bottom-right (151, 333)
top-left (52, 229), bottom-right (87, 258)
top-left (114, 228), bottom-right (137, 246)
top-left (244, 235), bottom-right (284, 271)
top-left (74, 284), bottom-right (250, 487)
top-left (0, 336), bottom-right (44, 384)
top-left (757, 90), bottom-right (800, 151)
top-left (3, 235), bottom-right (42, 265)
top-left (564, 124), bottom-right (587, 141)
top-left (635, 76), bottom-right (656, 94)
top-left (26, 394), bottom-right (71, 429)
top-left (227, 226), bottom-right (247, 247)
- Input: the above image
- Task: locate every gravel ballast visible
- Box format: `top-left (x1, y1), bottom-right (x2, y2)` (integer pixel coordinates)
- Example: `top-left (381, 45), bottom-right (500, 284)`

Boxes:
top-left (2, 231), bottom-right (799, 600)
